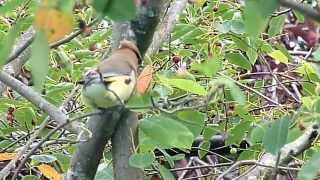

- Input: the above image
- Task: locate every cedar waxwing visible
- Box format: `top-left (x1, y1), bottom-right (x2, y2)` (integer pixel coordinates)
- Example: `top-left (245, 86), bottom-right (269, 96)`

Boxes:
top-left (79, 40), bottom-right (141, 109)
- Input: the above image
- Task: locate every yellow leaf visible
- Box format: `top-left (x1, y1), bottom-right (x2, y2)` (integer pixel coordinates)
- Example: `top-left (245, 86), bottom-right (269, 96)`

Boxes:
top-left (35, 8), bottom-right (73, 42)
top-left (195, 0), bottom-right (206, 6)
top-left (136, 65), bottom-right (153, 95)
top-left (268, 50), bottom-right (288, 64)
top-left (37, 164), bottom-right (61, 180)
top-left (0, 153), bottom-right (16, 161)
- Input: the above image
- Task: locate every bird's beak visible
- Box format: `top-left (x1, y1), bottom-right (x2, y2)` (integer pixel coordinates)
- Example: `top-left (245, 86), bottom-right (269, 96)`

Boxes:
top-left (77, 78), bottom-right (85, 85)
top-left (78, 69), bottom-right (102, 86)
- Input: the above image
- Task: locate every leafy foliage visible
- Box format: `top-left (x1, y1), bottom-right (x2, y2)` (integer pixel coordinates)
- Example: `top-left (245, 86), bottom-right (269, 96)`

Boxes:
top-left (0, 0), bottom-right (320, 179)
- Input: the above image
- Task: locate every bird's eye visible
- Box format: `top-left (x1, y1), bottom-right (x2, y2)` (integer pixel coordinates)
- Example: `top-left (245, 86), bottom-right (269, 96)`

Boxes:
top-left (124, 78), bottom-right (131, 85)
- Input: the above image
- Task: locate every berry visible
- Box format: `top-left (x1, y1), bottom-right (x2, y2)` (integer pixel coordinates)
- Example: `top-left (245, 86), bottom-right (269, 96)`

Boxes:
top-left (172, 56), bottom-right (181, 64)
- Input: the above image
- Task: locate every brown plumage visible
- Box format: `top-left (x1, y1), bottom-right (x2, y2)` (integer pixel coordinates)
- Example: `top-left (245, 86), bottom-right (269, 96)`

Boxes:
top-left (81, 40), bottom-right (142, 108)
top-left (98, 40), bottom-right (141, 77)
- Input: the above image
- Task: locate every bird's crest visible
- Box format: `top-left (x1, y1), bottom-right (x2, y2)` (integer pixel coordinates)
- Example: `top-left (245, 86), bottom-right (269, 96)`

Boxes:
top-left (119, 40), bottom-right (142, 64)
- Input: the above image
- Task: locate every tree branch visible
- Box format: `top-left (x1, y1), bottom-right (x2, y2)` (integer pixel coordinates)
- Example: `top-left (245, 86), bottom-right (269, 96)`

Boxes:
top-left (67, 108), bottom-right (123, 179)
top-left (279, 0), bottom-right (320, 22)
top-left (0, 71), bottom-right (76, 131)
top-left (112, 111), bottom-right (143, 180)
top-left (68, 1), bottom-right (167, 179)
top-left (112, 0), bottom-right (167, 56)
top-left (147, 0), bottom-right (188, 54)
top-left (0, 27), bottom-right (34, 94)
top-left (237, 123), bottom-right (319, 180)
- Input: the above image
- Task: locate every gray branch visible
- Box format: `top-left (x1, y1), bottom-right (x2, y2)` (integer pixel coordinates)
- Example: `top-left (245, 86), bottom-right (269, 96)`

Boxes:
top-left (238, 123), bottom-right (319, 180)
top-left (112, 0), bottom-right (166, 56)
top-left (0, 27), bottom-right (35, 94)
top-left (147, 0), bottom-right (188, 54)
top-left (279, 0), bottom-right (320, 22)
top-left (0, 70), bottom-right (77, 131)
top-left (112, 111), bottom-right (143, 180)
top-left (67, 108), bottom-right (122, 179)
top-left (68, 1), bottom-right (166, 179)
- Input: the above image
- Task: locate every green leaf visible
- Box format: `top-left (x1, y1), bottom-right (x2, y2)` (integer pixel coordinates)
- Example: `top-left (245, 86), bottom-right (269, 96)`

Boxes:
top-left (268, 50), bottom-right (288, 64)
top-left (216, 21), bottom-right (231, 33)
top-left (106, 0), bottom-right (136, 21)
top-left (159, 76), bottom-right (207, 96)
top-left (297, 151), bottom-right (320, 180)
top-left (138, 131), bottom-right (159, 152)
top-left (268, 15), bottom-right (286, 37)
top-left (250, 124), bottom-right (266, 144)
top-left (174, 110), bottom-right (205, 137)
top-left (293, 10), bottom-right (305, 23)
top-left (238, 144), bottom-right (261, 160)
top-left (226, 52), bottom-right (252, 71)
top-left (172, 24), bottom-right (205, 43)
top-left (30, 31), bottom-right (49, 91)
top-left (0, 0), bottom-right (20, 14)
top-left (210, 77), bottom-right (246, 104)
top-left (191, 56), bottom-right (222, 77)
top-left (244, 1), bottom-right (267, 38)
top-left (95, 163), bottom-right (114, 180)
top-left (231, 35), bottom-right (249, 51)
top-left (263, 116), bottom-right (290, 155)
top-left (129, 152), bottom-right (155, 169)
top-left (159, 165), bottom-right (175, 180)
top-left (275, 43), bottom-right (292, 60)
top-left (53, 153), bottom-right (70, 172)
top-left (92, 0), bottom-right (110, 14)
top-left (244, 0), bottom-right (279, 38)
top-left (55, 48), bottom-right (73, 74)
top-left (139, 115), bottom-right (194, 149)
top-left (216, 20), bottom-right (245, 34)
top-left (56, 0), bottom-right (75, 13)
top-left (127, 92), bottom-right (155, 112)
top-left (22, 175), bottom-right (40, 180)
top-left (30, 154), bottom-right (57, 163)
top-left (199, 141), bottom-right (210, 158)
top-left (229, 84), bottom-right (246, 105)
top-left (203, 126), bottom-right (217, 141)
top-left (0, 24), bottom-right (19, 66)
top-left (247, 48), bottom-right (258, 64)
top-left (176, 49), bottom-right (193, 57)
top-left (227, 121), bottom-right (251, 145)
top-left (312, 47), bottom-right (320, 61)
top-left (15, 107), bottom-right (35, 131)
top-left (230, 20), bottom-right (245, 34)
top-left (287, 127), bottom-right (303, 143)
top-left (93, 0), bottom-right (136, 21)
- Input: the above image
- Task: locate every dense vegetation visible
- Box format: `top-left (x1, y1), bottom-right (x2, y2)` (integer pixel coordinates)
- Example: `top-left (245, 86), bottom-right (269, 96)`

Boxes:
top-left (0, 0), bottom-right (320, 179)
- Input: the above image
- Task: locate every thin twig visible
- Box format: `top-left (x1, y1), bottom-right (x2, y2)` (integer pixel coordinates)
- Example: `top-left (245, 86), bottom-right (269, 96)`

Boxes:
top-left (49, 17), bottom-right (101, 49)
top-left (218, 73), bottom-right (281, 105)
top-left (11, 112), bottom-right (101, 180)
top-left (279, 0), bottom-right (320, 22)
top-left (272, 8), bottom-right (291, 17)
top-left (217, 160), bottom-right (300, 180)
top-left (0, 71), bottom-right (71, 130)
top-left (239, 72), bottom-right (296, 80)
top-left (0, 83), bottom-right (81, 178)
top-left (260, 56), bottom-right (300, 103)
top-left (5, 36), bottom-right (34, 65)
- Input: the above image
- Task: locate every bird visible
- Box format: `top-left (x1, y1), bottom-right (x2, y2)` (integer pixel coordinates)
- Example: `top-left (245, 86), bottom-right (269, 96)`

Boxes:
top-left (79, 40), bottom-right (141, 109)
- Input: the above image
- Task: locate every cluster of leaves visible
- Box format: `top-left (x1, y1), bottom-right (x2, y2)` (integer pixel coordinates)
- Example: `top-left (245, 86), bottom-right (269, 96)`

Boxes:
top-left (128, 0), bottom-right (320, 179)
top-left (0, 0), bottom-right (320, 179)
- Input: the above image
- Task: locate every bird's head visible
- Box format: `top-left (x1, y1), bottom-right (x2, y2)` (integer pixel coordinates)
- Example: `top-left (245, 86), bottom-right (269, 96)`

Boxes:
top-left (78, 69), bottom-right (102, 86)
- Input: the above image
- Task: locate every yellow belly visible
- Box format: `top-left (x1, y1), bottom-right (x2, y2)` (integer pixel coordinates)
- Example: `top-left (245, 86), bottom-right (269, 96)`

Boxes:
top-left (82, 75), bottom-right (135, 109)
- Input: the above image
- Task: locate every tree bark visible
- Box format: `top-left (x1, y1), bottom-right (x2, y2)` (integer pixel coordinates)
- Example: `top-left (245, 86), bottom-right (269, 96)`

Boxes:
top-left (112, 111), bottom-right (143, 180)
top-left (68, 1), bottom-right (166, 179)
top-left (67, 108), bottom-right (122, 180)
